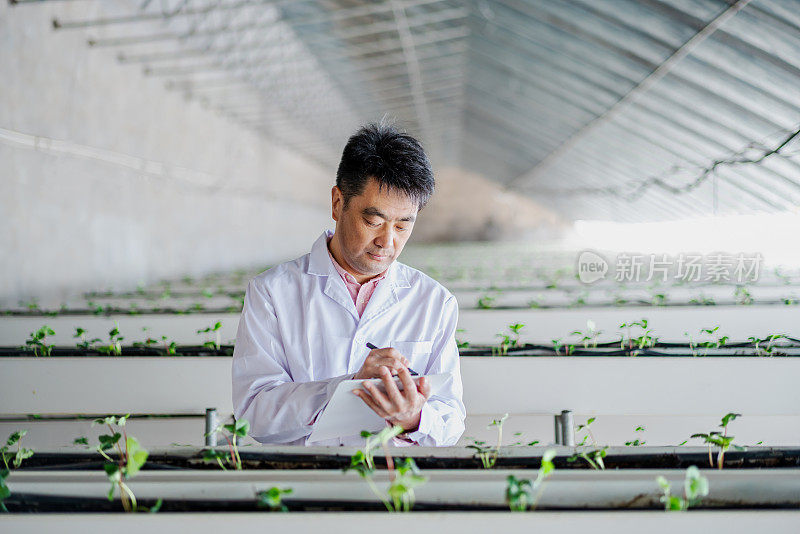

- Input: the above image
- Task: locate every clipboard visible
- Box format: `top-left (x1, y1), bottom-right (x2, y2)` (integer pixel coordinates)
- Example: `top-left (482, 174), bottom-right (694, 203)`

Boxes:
top-left (307, 373), bottom-right (451, 443)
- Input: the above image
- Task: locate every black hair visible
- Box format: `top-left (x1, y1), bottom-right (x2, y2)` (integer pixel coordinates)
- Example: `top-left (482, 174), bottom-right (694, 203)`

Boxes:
top-left (335, 121), bottom-right (434, 211)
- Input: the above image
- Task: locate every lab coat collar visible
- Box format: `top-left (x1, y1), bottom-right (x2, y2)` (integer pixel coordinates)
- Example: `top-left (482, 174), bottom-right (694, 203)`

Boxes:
top-left (307, 230), bottom-right (410, 289)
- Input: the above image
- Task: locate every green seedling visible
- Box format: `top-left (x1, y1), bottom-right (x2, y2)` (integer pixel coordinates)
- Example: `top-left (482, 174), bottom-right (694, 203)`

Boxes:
top-left (74, 327), bottom-right (102, 350)
top-left (132, 338), bottom-right (159, 349)
top-left (257, 487), bottom-right (293, 512)
top-left (505, 449), bottom-right (556, 511)
top-left (18, 299), bottom-right (40, 312)
top-left (86, 300), bottom-right (105, 315)
top-left (201, 288), bottom-right (214, 298)
top-left (25, 325), bottom-right (55, 357)
top-left (625, 426), bottom-right (647, 447)
top-left (493, 323), bottom-right (524, 356)
top-left (205, 419), bottom-right (250, 471)
top-left (73, 436), bottom-right (90, 447)
top-left (688, 294), bottom-right (715, 306)
top-left (455, 328), bottom-right (469, 349)
top-left (569, 418), bottom-right (607, 470)
top-left (387, 457), bottom-right (427, 512)
top-left (747, 334), bottom-right (789, 356)
top-left (570, 320), bottom-right (602, 349)
top-left (685, 326), bottom-right (729, 357)
top-left (93, 415), bottom-right (160, 513)
top-left (347, 426), bottom-right (426, 512)
top-left (551, 338), bottom-right (575, 356)
top-left (690, 413), bottom-right (743, 469)
top-left (96, 324), bottom-right (124, 356)
top-left (197, 321), bottom-right (223, 350)
top-left (656, 466), bottom-right (709, 511)
top-left (734, 285), bottom-right (753, 305)
top-left (0, 430), bottom-right (35, 512)
top-left (160, 335), bottom-right (177, 355)
top-left (477, 294), bottom-right (496, 309)
top-left (1, 430), bottom-right (34, 472)
top-left (619, 319), bottom-right (657, 356)
top-left (570, 292), bottom-right (587, 308)
top-left (651, 293), bottom-right (668, 306)
top-left (467, 414), bottom-right (509, 469)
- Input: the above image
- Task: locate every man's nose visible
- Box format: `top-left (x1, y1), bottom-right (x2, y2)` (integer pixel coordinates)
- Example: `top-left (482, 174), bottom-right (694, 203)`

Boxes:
top-left (374, 225), bottom-right (394, 249)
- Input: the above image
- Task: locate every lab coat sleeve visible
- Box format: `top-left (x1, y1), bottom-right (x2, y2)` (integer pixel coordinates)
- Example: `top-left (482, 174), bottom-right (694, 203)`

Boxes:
top-left (403, 294), bottom-right (466, 446)
top-left (231, 279), bottom-right (352, 444)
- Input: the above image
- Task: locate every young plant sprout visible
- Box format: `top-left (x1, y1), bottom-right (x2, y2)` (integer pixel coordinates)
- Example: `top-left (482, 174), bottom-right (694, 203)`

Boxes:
top-left (505, 449), bottom-right (556, 511)
top-left (571, 320), bottom-right (602, 349)
top-left (347, 426), bottom-right (427, 512)
top-left (257, 487), bottom-right (293, 512)
top-left (551, 338), bottom-right (575, 356)
top-left (197, 321), bottom-right (223, 350)
top-left (734, 285), bottom-right (753, 305)
top-left (569, 417), bottom-right (607, 470)
top-left (651, 293), bottom-right (667, 306)
top-left (685, 327), bottom-right (729, 357)
top-left (160, 335), bottom-right (177, 356)
top-left (625, 426), bottom-right (647, 447)
top-left (691, 413), bottom-right (743, 469)
top-left (1, 430), bottom-right (34, 472)
top-left (477, 294), bottom-right (496, 309)
top-left (619, 319), bottom-right (657, 356)
top-left (467, 413), bottom-right (509, 468)
top-left (93, 415), bottom-right (160, 513)
top-left (747, 334), bottom-right (789, 356)
top-left (492, 323), bottom-right (524, 356)
top-left (74, 327), bottom-right (102, 350)
top-left (25, 325), bottom-right (55, 357)
top-left (455, 328), bottom-right (470, 349)
top-left (0, 430), bottom-right (35, 512)
top-left (688, 294), bottom-right (715, 306)
top-left (205, 419), bottom-right (250, 470)
top-left (96, 324), bottom-right (124, 356)
top-left (656, 466), bottom-right (709, 511)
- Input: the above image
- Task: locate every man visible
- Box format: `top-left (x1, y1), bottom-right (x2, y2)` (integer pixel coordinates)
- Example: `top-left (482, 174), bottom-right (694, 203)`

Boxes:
top-left (232, 122), bottom-right (465, 446)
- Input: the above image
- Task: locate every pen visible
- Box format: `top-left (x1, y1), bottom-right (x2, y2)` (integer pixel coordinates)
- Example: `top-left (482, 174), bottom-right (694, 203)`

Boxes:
top-left (366, 342), bottom-right (419, 376)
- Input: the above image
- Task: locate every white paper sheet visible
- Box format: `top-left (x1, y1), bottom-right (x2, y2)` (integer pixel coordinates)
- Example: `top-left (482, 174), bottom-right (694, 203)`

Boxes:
top-left (307, 373), bottom-right (450, 443)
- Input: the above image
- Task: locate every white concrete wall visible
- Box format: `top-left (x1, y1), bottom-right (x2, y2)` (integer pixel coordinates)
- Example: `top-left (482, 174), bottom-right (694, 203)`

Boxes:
top-left (0, 1), bottom-right (334, 302)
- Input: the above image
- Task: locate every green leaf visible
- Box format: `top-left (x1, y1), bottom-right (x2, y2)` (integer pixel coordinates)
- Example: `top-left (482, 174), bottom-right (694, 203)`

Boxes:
top-left (720, 413), bottom-right (742, 428)
top-left (98, 432), bottom-right (122, 450)
top-left (104, 462), bottom-right (120, 480)
top-left (5, 430), bottom-right (27, 448)
top-left (73, 437), bottom-right (89, 446)
top-left (13, 448), bottom-right (34, 468)
top-left (125, 437), bottom-right (148, 477)
top-left (233, 419), bottom-right (250, 438)
top-left (149, 498), bottom-right (163, 513)
top-left (684, 466), bottom-right (709, 500)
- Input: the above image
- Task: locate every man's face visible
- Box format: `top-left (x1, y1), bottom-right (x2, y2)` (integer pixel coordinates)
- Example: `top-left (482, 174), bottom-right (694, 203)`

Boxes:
top-left (331, 177), bottom-right (418, 280)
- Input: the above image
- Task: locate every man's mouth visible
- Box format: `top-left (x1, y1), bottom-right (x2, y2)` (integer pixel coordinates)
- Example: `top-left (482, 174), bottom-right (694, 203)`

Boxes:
top-left (367, 252), bottom-right (389, 260)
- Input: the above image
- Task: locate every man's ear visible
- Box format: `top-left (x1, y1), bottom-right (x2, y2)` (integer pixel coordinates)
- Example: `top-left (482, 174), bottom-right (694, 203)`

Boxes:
top-left (331, 186), bottom-right (342, 222)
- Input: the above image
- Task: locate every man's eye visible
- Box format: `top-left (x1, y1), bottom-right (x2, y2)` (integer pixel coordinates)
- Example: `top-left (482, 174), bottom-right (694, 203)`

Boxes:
top-left (364, 219), bottom-right (380, 227)
top-left (396, 226), bottom-right (408, 232)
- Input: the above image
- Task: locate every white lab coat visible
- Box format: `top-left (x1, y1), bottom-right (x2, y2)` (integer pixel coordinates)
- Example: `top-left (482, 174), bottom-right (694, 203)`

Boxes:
top-left (232, 229), bottom-right (466, 446)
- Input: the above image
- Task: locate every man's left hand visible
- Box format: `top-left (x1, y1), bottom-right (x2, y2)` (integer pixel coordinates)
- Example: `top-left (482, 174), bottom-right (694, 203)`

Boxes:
top-left (353, 366), bottom-right (431, 431)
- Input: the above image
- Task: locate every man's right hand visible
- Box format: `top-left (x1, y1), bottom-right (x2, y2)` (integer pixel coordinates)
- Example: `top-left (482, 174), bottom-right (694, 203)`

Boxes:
top-left (354, 346), bottom-right (411, 380)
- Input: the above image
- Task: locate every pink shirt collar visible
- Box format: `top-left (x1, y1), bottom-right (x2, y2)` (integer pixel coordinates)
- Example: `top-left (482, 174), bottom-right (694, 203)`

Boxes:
top-left (326, 236), bottom-right (387, 316)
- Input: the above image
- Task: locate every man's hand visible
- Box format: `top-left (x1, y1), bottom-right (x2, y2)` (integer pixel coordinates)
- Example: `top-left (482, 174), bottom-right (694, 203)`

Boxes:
top-left (354, 346), bottom-right (411, 380)
top-left (353, 367), bottom-right (432, 432)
